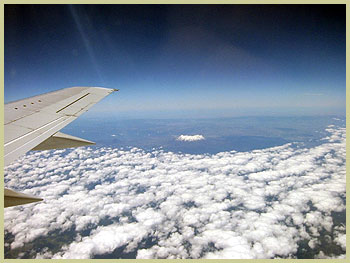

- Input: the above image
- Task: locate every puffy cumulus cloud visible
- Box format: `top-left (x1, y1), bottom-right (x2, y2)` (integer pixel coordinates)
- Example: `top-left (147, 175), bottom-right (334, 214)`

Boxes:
top-left (53, 223), bottom-right (149, 259)
top-left (176, 135), bottom-right (205, 142)
top-left (4, 125), bottom-right (346, 259)
top-left (333, 225), bottom-right (346, 251)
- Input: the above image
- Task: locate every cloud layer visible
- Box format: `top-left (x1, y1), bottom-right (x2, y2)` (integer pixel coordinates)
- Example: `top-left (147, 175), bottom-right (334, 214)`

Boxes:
top-left (4, 125), bottom-right (346, 259)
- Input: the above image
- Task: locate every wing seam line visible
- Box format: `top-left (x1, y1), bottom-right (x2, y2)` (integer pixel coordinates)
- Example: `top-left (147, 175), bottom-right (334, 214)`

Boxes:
top-left (56, 93), bottom-right (90, 113)
top-left (4, 116), bottom-right (65, 147)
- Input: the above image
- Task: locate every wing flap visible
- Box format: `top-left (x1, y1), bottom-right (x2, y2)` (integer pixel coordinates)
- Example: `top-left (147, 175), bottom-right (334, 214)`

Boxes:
top-left (31, 132), bottom-right (95, 151)
top-left (4, 188), bottom-right (43, 208)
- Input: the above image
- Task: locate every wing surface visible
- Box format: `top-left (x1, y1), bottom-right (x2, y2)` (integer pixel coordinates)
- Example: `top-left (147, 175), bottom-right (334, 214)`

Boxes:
top-left (4, 86), bottom-right (117, 207)
top-left (5, 86), bottom-right (116, 166)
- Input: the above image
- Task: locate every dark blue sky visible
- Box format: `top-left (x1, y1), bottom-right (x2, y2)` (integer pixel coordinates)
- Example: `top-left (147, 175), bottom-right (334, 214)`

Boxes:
top-left (5, 5), bottom-right (346, 118)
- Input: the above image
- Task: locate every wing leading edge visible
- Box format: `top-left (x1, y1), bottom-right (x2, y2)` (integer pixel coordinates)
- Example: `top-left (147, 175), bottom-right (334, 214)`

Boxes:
top-left (4, 86), bottom-right (118, 207)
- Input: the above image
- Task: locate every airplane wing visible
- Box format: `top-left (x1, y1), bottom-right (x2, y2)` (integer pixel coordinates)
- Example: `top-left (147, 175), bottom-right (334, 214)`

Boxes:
top-left (4, 86), bottom-right (118, 207)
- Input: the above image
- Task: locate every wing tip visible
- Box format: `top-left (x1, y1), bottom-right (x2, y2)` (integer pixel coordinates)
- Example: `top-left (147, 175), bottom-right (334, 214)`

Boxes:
top-left (88, 87), bottom-right (119, 92)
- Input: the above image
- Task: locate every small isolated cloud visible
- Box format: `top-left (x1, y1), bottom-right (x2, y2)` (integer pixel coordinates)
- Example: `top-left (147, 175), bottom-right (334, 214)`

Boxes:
top-left (176, 135), bottom-right (205, 142)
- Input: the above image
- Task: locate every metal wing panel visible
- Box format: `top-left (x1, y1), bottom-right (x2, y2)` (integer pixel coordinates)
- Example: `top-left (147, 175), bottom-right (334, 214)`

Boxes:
top-left (4, 105), bottom-right (36, 125)
top-left (4, 124), bottom-right (33, 143)
top-left (5, 115), bottom-right (75, 165)
top-left (5, 87), bottom-right (91, 124)
top-left (57, 93), bottom-right (110, 116)
top-left (8, 111), bottom-right (61, 130)
top-left (4, 86), bottom-right (116, 166)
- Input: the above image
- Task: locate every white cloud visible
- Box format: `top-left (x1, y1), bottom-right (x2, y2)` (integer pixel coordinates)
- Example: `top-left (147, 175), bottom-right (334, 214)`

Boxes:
top-left (4, 124), bottom-right (346, 259)
top-left (333, 225), bottom-right (346, 251)
top-left (176, 135), bottom-right (205, 142)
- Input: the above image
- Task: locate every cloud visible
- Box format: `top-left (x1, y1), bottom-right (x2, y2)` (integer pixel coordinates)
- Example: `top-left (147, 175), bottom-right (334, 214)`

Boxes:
top-left (4, 125), bottom-right (346, 259)
top-left (176, 135), bottom-right (205, 142)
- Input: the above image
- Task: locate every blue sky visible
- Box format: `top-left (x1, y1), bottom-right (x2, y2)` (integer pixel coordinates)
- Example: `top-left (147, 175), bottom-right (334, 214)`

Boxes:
top-left (5, 5), bottom-right (346, 118)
